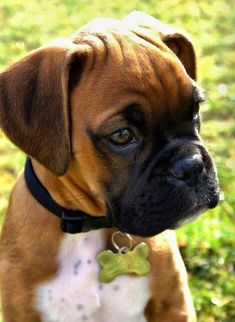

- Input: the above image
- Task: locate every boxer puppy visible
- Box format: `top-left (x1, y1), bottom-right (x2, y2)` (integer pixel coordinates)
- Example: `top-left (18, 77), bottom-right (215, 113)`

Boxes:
top-left (0, 11), bottom-right (219, 322)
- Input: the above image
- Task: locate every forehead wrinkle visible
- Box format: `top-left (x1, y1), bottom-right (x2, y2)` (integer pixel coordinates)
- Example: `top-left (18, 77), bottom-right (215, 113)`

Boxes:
top-left (92, 34), bottom-right (152, 94)
top-left (73, 23), bottom-right (192, 122)
top-left (75, 25), bottom-right (173, 94)
top-left (91, 33), bottom-right (110, 65)
top-left (97, 31), bottom-right (126, 65)
top-left (131, 28), bottom-right (168, 53)
top-left (74, 28), bottom-right (129, 74)
top-left (92, 32), bottom-right (128, 76)
top-left (86, 28), bottom-right (162, 83)
top-left (76, 34), bottom-right (110, 70)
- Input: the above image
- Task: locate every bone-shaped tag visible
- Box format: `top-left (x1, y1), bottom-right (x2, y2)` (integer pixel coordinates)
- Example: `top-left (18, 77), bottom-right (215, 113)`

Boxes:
top-left (98, 242), bottom-right (151, 283)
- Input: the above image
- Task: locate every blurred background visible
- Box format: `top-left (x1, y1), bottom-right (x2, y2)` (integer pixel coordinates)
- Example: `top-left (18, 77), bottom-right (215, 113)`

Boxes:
top-left (0, 0), bottom-right (234, 321)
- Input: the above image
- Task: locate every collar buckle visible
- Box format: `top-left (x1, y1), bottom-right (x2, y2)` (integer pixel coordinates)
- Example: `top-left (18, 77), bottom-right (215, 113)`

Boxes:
top-left (61, 211), bottom-right (84, 234)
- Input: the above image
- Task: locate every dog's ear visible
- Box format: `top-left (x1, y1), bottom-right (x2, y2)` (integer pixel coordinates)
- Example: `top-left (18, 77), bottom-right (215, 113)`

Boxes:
top-left (124, 11), bottom-right (196, 80)
top-left (0, 41), bottom-right (87, 175)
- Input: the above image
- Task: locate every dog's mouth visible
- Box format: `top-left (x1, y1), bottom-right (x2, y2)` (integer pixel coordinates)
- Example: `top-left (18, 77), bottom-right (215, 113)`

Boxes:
top-left (107, 177), bottom-right (220, 237)
top-left (171, 206), bottom-right (207, 229)
top-left (110, 202), bottom-right (217, 238)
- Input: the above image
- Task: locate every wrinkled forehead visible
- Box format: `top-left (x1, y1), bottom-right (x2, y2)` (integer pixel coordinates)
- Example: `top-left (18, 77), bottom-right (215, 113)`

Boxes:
top-left (72, 20), bottom-right (194, 119)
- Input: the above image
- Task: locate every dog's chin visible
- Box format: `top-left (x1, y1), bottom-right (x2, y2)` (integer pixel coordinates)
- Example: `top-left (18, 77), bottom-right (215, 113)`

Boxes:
top-left (169, 206), bottom-right (207, 229)
top-left (109, 177), bottom-right (220, 237)
top-left (113, 206), bottom-right (208, 238)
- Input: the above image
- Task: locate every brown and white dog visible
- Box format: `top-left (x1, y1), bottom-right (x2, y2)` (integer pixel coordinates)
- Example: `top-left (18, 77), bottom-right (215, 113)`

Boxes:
top-left (0, 12), bottom-right (219, 322)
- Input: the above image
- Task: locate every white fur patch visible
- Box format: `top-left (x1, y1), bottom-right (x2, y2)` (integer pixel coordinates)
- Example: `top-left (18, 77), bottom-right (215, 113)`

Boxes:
top-left (35, 230), bottom-right (150, 322)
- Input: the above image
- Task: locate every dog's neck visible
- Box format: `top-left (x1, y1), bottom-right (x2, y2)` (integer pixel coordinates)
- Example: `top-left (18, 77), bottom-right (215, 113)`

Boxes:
top-left (31, 159), bottom-right (106, 217)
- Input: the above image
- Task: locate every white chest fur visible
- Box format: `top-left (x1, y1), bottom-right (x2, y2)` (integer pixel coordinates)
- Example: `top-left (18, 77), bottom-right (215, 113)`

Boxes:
top-left (35, 230), bottom-right (151, 322)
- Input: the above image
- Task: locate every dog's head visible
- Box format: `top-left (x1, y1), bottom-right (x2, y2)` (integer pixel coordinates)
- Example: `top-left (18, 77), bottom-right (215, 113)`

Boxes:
top-left (0, 12), bottom-right (219, 237)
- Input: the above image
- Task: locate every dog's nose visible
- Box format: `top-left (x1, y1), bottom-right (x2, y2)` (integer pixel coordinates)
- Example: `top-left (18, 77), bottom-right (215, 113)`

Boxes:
top-left (169, 155), bottom-right (204, 185)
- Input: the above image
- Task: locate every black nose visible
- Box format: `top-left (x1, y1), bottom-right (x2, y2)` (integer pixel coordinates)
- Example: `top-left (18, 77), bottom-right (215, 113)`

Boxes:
top-left (169, 155), bottom-right (204, 185)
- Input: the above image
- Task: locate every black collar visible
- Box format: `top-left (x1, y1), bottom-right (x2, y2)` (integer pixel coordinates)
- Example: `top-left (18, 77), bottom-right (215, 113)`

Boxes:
top-left (24, 158), bottom-right (112, 234)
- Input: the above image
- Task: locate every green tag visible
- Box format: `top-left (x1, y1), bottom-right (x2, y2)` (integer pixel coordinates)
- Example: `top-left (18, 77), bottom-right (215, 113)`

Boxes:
top-left (98, 240), bottom-right (151, 283)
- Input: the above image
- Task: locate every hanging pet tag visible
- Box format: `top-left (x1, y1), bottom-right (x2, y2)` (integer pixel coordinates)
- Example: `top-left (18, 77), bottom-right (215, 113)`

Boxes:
top-left (98, 231), bottom-right (151, 283)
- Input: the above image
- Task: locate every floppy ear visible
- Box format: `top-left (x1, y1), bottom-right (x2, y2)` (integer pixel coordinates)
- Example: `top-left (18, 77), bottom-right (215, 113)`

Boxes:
top-left (0, 41), bottom-right (87, 175)
top-left (123, 11), bottom-right (197, 80)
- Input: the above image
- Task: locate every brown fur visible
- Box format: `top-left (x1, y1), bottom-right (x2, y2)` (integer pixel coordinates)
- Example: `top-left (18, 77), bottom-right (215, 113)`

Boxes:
top-left (0, 13), bottom-right (197, 321)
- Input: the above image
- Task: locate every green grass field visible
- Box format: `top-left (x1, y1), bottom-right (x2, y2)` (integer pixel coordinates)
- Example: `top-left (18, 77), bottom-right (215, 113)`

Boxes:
top-left (0, 1), bottom-right (234, 321)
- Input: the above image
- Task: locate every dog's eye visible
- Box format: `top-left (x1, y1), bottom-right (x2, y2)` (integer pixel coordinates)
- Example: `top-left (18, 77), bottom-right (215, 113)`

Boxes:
top-left (109, 128), bottom-right (134, 146)
top-left (192, 103), bottom-right (199, 120)
top-left (191, 104), bottom-right (201, 131)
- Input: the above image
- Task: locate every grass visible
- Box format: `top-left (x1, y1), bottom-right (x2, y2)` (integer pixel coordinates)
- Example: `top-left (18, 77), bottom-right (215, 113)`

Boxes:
top-left (0, 1), bottom-right (234, 321)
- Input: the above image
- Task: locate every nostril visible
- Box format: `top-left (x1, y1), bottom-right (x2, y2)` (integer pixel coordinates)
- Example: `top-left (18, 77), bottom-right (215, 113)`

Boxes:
top-left (169, 156), bottom-right (204, 184)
